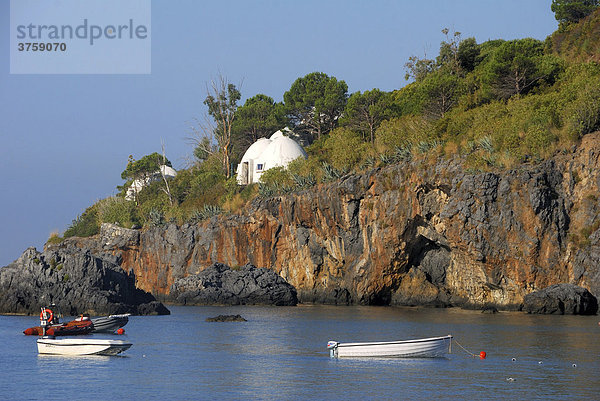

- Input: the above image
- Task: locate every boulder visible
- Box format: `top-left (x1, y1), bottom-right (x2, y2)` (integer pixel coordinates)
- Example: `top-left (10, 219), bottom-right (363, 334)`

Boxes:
top-left (205, 314), bottom-right (247, 322)
top-left (523, 284), bottom-right (598, 315)
top-left (481, 306), bottom-right (499, 314)
top-left (169, 263), bottom-right (298, 306)
top-left (0, 246), bottom-right (170, 316)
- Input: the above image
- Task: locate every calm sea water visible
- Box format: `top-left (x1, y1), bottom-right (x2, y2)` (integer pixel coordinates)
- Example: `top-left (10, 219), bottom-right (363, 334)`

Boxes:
top-left (1, 305), bottom-right (599, 400)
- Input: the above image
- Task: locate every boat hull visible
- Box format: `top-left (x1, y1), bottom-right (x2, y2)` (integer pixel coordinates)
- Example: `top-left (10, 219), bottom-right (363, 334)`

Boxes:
top-left (91, 314), bottom-right (129, 333)
top-left (24, 320), bottom-right (94, 336)
top-left (328, 335), bottom-right (452, 358)
top-left (37, 338), bottom-right (132, 356)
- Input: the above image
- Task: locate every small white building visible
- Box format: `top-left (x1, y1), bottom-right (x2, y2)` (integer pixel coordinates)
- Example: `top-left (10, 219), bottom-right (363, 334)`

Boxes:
top-left (236, 128), bottom-right (307, 185)
top-left (125, 165), bottom-right (177, 200)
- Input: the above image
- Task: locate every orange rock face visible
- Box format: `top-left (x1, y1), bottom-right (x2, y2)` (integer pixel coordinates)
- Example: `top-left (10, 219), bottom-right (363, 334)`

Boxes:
top-left (86, 134), bottom-right (600, 308)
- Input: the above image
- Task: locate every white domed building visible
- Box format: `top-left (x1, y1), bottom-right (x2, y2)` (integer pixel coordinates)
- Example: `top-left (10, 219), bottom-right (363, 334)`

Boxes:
top-left (236, 129), bottom-right (307, 185)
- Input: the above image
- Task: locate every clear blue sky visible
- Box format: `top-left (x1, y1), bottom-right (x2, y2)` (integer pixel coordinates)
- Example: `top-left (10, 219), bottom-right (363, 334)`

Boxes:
top-left (0, 0), bottom-right (557, 266)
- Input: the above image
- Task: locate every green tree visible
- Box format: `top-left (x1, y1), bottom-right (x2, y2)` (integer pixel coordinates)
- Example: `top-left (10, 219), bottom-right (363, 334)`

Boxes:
top-left (283, 72), bottom-right (348, 142)
top-left (341, 89), bottom-right (394, 143)
top-left (406, 30), bottom-right (478, 81)
top-left (231, 94), bottom-right (287, 164)
top-left (204, 75), bottom-right (241, 178)
top-left (420, 69), bottom-right (465, 119)
top-left (480, 39), bottom-right (562, 99)
top-left (121, 152), bottom-right (171, 182)
top-left (551, 0), bottom-right (599, 26)
top-left (457, 37), bottom-right (480, 72)
top-left (436, 28), bottom-right (463, 74)
top-left (404, 55), bottom-right (436, 81)
top-left (193, 137), bottom-right (216, 162)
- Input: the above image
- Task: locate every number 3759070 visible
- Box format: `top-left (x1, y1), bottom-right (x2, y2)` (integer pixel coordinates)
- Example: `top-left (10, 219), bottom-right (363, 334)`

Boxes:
top-left (18, 42), bottom-right (66, 51)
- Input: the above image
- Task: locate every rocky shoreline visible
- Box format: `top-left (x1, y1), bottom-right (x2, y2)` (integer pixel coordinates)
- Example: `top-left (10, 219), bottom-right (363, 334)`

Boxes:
top-left (0, 243), bottom-right (596, 314)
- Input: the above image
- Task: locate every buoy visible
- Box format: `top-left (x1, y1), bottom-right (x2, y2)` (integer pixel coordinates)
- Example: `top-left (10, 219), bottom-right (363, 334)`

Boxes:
top-left (117, 328), bottom-right (125, 335)
top-left (572, 363), bottom-right (577, 368)
top-left (479, 351), bottom-right (487, 359)
top-left (512, 358), bottom-right (517, 362)
top-left (538, 361), bottom-right (543, 364)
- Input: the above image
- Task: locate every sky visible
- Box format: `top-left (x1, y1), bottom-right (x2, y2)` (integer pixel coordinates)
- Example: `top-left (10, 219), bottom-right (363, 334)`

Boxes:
top-left (0, 0), bottom-right (558, 266)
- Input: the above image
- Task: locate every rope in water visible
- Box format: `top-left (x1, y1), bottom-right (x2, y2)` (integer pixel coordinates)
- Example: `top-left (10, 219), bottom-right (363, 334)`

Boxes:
top-left (453, 338), bottom-right (478, 357)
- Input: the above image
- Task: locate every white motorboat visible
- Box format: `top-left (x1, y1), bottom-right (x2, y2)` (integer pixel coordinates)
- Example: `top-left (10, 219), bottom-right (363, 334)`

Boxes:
top-left (37, 337), bottom-right (132, 356)
top-left (327, 335), bottom-right (452, 358)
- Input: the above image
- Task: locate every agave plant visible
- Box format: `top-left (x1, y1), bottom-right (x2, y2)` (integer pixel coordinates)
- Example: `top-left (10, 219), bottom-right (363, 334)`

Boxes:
top-left (392, 145), bottom-right (412, 162)
top-left (258, 183), bottom-right (277, 198)
top-left (321, 162), bottom-right (347, 182)
top-left (478, 136), bottom-right (494, 153)
top-left (361, 156), bottom-right (377, 169)
top-left (291, 173), bottom-right (316, 189)
top-left (188, 209), bottom-right (203, 223)
top-left (199, 204), bottom-right (223, 220)
top-left (148, 208), bottom-right (164, 227)
top-left (416, 140), bottom-right (441, 153)
top-left (378, 153), bottom-right (392, 165)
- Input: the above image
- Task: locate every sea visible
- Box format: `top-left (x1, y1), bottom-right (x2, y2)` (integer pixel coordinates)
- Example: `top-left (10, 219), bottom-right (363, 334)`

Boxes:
top-left (1, 305), bottom-right (599, 400)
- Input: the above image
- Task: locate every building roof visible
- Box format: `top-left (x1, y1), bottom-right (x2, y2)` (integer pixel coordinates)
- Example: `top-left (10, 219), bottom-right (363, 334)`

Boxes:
top-left (260, 135), bottom-right (307, 168)
top-left (239, 137), bottom-right (272, 164)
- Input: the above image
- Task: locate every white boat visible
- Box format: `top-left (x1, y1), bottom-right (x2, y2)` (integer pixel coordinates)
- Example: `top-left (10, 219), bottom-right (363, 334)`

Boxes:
top-left (37, 337), bottom-right (132, 356)
top-left (327, 335), bottom-right (452, 358)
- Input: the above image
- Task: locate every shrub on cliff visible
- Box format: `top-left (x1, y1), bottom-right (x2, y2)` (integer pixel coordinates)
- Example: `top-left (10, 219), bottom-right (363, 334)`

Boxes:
top-left (559, 63), bottom-right (600, 138)
top-left (64, 204), bottom-right (100, 238)
top-left (375, 115), bottom-right (434, 155)
top-left (322, 127), bottom-right (373, 171)
top-left (97, 197), bottom-right (138, 228)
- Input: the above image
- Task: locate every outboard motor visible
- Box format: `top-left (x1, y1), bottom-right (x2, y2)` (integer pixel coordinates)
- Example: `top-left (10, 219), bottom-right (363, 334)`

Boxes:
top-left (327, 341), bottom-right (339, 358)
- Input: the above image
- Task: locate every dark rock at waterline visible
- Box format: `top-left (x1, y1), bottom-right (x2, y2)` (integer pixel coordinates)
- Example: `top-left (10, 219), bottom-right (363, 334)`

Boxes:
top-left (136, 301), bottom-right (171, 316)
top-left (523, 284), bottom-right (598, 315)
top-left (481, 306), bottom-right (499, 314)
top-left (169, 262), bottom-right (298, 306)
top-left (206, 314), bottom-right (247, 322)
top-left (0, 246), bottom-right (170, 316)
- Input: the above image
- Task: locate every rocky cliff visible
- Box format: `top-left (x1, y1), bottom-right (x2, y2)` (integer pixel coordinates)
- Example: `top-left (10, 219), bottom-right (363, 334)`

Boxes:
top-left (24, 133), bottom-right (600, 311)
top-left (0, 245), bottom-right (169, 315)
